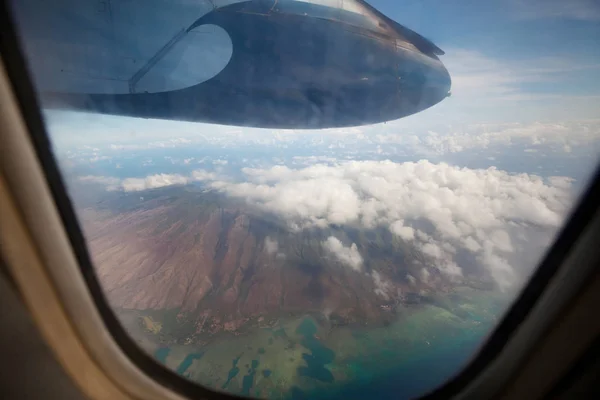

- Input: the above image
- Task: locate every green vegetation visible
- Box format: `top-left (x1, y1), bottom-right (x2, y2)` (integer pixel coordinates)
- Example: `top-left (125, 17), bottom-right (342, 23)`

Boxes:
top-left (141, 316), bottom-right (162, 334)
top-left (141, 308), bottom-right (197, 343)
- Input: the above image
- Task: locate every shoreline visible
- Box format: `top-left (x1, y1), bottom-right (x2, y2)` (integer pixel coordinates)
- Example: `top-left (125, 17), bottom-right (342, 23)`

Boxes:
top-left (114, 287), bottom-right (508, 399)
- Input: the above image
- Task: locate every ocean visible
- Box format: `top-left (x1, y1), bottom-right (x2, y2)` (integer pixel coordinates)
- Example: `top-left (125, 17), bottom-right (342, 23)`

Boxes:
top-left (145, 287), bottom-right (508, 399)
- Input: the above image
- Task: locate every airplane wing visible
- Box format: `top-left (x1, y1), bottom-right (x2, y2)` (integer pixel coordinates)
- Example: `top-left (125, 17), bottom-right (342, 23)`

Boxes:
top-left (8, 0), bottom-right (451, 128)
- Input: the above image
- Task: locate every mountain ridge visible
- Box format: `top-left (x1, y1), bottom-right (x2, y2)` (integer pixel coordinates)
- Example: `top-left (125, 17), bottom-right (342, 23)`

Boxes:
top-left (78, 186), bottom-right (488, 341)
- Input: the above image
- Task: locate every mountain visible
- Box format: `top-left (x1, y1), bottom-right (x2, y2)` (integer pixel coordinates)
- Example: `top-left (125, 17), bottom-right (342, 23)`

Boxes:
top-left (76, 186), bottom-right (477, 342)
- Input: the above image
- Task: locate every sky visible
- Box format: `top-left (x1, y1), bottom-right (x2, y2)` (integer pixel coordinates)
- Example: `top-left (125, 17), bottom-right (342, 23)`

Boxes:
top-left (20, 0), bottom-right (600, 292)
top-left (366, 0), bottom-right (600, 122)
top-left (354, 0), bottom-right (600, 144)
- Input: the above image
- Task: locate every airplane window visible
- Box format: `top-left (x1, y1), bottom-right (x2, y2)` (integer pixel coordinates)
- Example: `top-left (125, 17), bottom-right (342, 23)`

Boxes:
top-left (6, 0), bottom-right (600, 399)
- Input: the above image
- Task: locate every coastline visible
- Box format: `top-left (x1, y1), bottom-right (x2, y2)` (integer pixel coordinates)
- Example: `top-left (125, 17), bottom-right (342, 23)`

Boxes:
top-left (115, 286), bottom-right (509, 399)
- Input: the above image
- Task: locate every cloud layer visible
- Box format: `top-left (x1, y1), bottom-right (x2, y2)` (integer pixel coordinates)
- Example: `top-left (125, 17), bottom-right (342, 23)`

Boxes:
top-left (78, 171), bottom-right (215, 192)
top-left (373, 120), bottom-right (600, 156)
top-left (208, 160), bottom-right (573, 289)
top-left (322, 237), bottom-right (363, 272)
top-left (264, 236), bottom-right (279, 255)
top-left (78, 160), bottom-right (575, 290)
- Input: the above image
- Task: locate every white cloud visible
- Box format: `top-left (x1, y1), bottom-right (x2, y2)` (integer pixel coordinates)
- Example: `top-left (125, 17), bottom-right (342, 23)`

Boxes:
top-left (191, 169), bottom-right (217, 181)
top-left (264, 236), bottom-right (279, 255)
top-left (214, 160), bottom-right (571, 230)
top-left (375, 121), bottom-right (600, 156)
top-left (390, 220), bottom-right (415, 241)
top-left (207, 160), bottom-right (574, 290)
top-left (481, 250), bottom-right (516, 291)
top-left (490, 230), bottom-right (514, 253)
top-left (78, 173), bottom-right (189, 192)
top-left (322, 237), bottom-right (363, 271)
top-left (292, 155), bottom-right (338, 165)
top-left (548, 176), bottom-right (575, 190)
top-left (48, 107), bottom-right (600, 164)
top-left (371, 270), bottom-right (393, 299)
top-left (121, 174), bottom-right (189, 192)
top-left (108, 137), bottom-right (193, 151)
top-left (77, 169), bottom-right (220, 192)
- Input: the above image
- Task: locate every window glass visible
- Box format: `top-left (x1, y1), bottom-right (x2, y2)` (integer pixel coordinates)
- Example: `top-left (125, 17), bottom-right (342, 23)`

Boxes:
top-left (8, 0), bottom-right (600, 399)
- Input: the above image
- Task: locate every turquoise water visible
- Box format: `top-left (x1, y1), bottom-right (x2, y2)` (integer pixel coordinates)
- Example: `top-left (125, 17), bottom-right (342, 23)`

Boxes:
top-left (242, 359), bottom-right (260, 396)
top-left (291, 322), bottom-right (486, 400)
top-left (295, 319), bottom-right (335, 383)
top-left (222, 354), bottom-right (242, 390)
top-left (286, 291), bottom-right (506, 400)
top-left (144, 288), bottom-right (507, 399)
top-left (177, 352), bottom-right (205, 375)
top-left (154, 347), bottom-right (170, 363)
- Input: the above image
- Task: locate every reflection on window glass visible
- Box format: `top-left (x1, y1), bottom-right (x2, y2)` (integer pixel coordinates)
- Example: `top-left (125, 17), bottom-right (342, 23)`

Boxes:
top-left (9, 0), bottom-right (600, 399)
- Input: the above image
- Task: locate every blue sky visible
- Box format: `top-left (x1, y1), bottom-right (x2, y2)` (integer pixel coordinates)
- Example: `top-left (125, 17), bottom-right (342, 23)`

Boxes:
top-left (366, 0), bottom-right (600, 122)
top-left (372, 0), bottom-right (600, 60)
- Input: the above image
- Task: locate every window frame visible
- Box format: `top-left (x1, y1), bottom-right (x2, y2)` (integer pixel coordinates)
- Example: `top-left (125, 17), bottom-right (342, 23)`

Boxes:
top-left (1, 1), bottom-right (599, 398)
